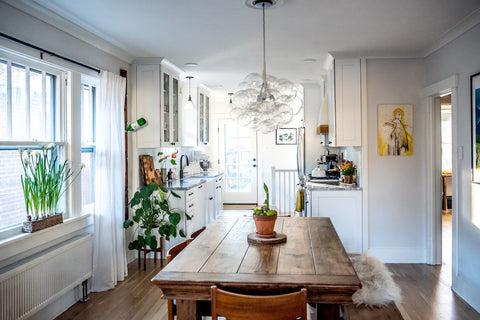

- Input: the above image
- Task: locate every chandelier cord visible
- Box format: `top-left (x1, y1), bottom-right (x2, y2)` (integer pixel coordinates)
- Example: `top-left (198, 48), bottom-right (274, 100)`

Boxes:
top-left (262, 2), bottom-right (267, 88)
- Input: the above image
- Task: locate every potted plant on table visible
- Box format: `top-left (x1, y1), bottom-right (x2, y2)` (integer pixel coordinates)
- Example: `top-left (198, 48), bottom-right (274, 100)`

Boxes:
top-left (253, 183), bottom-right (278, 238)
top-left (341, 161), bottom-right (356, 184)
top-left (124, 183), bottom-right (190, 252)
top-left (19, 144), bottom-right (83, 233)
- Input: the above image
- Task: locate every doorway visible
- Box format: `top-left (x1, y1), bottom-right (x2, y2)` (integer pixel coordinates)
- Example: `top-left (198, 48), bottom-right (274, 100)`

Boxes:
top-left (440, 93), bottom-right (453, 281)
top-left (218, 119), bottom-right (258, 204)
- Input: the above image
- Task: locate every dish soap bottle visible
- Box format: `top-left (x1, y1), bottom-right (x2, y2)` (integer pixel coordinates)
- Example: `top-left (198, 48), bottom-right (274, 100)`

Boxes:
top-left (167, 169), bottom-right (173, 180)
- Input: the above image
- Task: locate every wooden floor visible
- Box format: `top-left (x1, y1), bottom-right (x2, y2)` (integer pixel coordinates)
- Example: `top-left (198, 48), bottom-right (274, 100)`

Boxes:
top-left (56, 213), bottom-right (480, 320)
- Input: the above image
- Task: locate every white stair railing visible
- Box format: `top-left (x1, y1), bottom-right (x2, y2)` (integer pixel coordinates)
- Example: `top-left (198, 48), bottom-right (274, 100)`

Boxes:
top-left (271, 167), bottom-right (298, 216)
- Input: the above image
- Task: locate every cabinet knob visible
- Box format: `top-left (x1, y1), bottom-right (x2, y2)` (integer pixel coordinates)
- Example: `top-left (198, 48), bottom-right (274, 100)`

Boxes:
top-left (253, 164), bottom-right (257, 167)
top-left (188, 204), bottom-right (194, 208)
top-left (209, 197), bottom-right (213, 200)
top-left (198, 185), bottom-right (203, 189)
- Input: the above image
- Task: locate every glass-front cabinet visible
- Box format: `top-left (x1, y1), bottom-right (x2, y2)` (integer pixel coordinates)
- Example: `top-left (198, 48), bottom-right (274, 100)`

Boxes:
top-left (198, 86), bottom-right (210, 145)
top-left (161, 63), bottom-right (180, 147)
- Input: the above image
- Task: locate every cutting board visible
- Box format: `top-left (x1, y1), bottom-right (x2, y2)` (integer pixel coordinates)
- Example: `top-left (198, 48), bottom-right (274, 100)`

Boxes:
top-left (139, 155), bottom-right (162, 185)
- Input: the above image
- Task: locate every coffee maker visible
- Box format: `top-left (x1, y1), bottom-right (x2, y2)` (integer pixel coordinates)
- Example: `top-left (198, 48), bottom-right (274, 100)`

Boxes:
top-left (325, 153), bottom-right (340, 179)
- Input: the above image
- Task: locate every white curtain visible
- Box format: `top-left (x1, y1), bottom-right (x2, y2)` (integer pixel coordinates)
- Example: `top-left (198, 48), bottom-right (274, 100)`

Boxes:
top-left (91, 70), bottom-right (127, 292)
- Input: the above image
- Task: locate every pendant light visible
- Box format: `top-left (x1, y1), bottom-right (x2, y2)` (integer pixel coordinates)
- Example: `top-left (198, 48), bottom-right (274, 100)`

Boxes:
top-left (231, 0), bottom-right (303, 134)
top-left (185, 76), bottom-right (195, 110)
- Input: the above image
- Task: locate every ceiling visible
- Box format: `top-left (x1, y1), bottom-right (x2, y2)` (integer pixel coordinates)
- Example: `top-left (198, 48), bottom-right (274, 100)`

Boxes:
top-left (13, 0), bottom-right (480, 96)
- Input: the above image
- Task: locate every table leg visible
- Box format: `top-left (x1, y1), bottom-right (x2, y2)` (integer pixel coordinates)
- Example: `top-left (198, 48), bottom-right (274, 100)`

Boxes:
top-left (176, 300), bottom-right (201, 320)
top-left (316, 304), bottom-right (341, 320)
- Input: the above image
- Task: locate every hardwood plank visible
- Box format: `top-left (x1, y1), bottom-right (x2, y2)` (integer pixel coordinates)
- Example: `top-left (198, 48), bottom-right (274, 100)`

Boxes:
top-left (238, 244), bottom-right (280, 274)
top-left (277, 217), bottom-right (315, 274)
top-left (162, 217), bottom-right (238, 272)
top-left (309, 219), bottom-right (356, 276)
top-left (201, 218), bottom-right (253, 273)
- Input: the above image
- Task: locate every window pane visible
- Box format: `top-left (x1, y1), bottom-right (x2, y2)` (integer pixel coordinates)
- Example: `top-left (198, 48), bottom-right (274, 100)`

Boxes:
top-left (30, 69), bottom-right (43, 140)
top-left (45, 74), bottom-right (54, 140)
top-left (82, 85), bottom-right (94, 143)
top-left (0, 60), bottom-right (7, 140)
top-left (11, 64), bottom-right (27, 140)
top-left (81, 151), bottom-right (94, 206)
top-left (0, 150), bottom-right (26, 229)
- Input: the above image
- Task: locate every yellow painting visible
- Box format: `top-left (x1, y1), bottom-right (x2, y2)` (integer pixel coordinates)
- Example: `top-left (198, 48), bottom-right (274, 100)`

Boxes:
top-left (378, 104), bottom-right (413, 156)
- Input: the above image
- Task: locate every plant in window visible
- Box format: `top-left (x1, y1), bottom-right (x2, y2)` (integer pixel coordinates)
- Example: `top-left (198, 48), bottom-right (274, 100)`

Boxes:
top-left (123, 183), bottom-right (190, 251)
top-left (19, 144), bottom-right (84, 231)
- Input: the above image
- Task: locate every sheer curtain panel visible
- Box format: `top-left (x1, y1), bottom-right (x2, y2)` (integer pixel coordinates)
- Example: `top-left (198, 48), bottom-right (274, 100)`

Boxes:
top-left (91, 71), bottom-right (127, 291)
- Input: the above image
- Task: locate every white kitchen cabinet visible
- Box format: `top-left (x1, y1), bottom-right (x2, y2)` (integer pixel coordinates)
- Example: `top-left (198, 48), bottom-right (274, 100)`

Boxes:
top-left (134, 59), bottom-right (183, 148)
top-left (215, 175), bottom-right (223, 219)
top-left (325, 58), bottom-right (362, 147)
top-left (135, 64), bottom-right (161, 148)
top-left (310, 190), bottom-right (362, 253)
top-left (161, 62), bottom-right (181, 147)
top-left (197, 86), bottom-right (210, 146)
top-left (205, 179), bottom-right (216, 225)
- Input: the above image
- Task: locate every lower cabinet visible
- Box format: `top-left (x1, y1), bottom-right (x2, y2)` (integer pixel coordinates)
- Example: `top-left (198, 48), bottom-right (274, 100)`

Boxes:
top-left (310, 190), bottom-right (362, 253)
top-left (215, 175), bottom-right (223, 220)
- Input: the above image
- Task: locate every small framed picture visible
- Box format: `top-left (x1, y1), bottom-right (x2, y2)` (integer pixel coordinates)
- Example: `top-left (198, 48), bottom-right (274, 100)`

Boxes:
top-left (275, 128), bottom-right (297, 145)
top-left (471, 72), bottom-right (480, 183)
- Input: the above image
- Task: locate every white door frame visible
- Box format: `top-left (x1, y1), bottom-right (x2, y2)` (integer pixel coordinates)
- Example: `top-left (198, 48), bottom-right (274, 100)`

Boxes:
top-left (422, 74), bottom-right (458, 267)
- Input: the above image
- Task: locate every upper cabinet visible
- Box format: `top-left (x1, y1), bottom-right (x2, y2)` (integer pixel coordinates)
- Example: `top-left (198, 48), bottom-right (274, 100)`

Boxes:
top-left (161, 63), bottom-right (180, 147)
top-left (198, 86), bottom-right (210, 146)
top-left (134, 59), bottom-right (182, 148)
top-left (323, 58), bottom-right (362, 147)
top-left (334, 58), bottom-right (361, 146)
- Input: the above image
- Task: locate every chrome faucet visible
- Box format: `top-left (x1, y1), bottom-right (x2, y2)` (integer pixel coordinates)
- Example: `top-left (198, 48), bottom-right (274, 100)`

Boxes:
top-left (179, 154), bottom-right (189, 179)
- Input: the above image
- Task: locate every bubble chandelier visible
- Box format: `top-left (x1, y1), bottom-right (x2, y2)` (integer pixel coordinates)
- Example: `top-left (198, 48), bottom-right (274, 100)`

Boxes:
top-left (231, 0), bottom-right (303, 134)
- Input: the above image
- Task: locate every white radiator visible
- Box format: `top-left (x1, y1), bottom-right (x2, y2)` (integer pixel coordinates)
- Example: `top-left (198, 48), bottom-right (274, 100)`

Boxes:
top-left (271, 167), bottom-right (298, 215)
top-left (0, 234), bottom-right (92, 320)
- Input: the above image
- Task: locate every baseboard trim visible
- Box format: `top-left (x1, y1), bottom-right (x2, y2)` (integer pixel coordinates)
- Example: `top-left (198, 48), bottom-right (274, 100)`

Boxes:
top-left (368, 246), bottom-right (426, 263)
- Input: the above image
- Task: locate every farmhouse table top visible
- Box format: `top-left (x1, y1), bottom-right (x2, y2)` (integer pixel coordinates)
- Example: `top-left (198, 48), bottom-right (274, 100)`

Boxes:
top-left (151, 216), bottom-right (361, 319)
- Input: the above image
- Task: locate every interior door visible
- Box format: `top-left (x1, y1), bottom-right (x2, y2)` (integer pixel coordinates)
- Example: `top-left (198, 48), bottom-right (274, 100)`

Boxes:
top-left (218, 119), bottom-right (258, 204)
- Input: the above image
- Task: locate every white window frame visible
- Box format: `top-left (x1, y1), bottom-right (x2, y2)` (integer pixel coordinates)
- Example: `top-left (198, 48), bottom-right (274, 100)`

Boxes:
top-left (0, 46), bottom-right (96, 239)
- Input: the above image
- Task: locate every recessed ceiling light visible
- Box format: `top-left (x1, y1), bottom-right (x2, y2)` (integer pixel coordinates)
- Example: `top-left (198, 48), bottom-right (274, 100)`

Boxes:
top-left (303, 58), bottom-right (317, 63)
top-left (184, 62), bottom-right (198, 67)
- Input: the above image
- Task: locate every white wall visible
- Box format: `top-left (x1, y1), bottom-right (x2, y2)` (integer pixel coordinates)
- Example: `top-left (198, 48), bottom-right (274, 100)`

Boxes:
top-left (424, 23), bottom-right (480, 313)
top-left (366, 58), bottom-right (426, 262)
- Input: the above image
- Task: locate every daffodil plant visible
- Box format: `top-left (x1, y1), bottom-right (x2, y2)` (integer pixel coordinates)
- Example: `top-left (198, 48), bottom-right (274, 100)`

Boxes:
top-left (19, 144), bottom-right (84, 220)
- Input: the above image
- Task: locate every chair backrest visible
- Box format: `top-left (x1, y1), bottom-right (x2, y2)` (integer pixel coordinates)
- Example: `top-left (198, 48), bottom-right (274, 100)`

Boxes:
top-left (190, 226), bottom-right (206, 239)
top-left (166, 239), bottom-right (191, 264)
top-left (210, 286), bottom-right (307, 320)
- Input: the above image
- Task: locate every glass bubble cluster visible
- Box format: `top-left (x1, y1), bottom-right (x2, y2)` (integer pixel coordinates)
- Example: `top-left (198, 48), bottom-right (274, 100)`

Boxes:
top-left (231, 73), bottom-right (303, 133)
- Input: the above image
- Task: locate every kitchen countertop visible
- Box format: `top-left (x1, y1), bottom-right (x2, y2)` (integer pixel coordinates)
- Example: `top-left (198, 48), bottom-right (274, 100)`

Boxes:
top-left (163, 171), bottom-right (223, 190)
top-left (307, 181), bottom-right (362, 191)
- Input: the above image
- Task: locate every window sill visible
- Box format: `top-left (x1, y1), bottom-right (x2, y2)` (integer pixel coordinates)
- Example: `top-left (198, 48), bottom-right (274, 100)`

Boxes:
top-left (0, 214), bottom-right (93, 269)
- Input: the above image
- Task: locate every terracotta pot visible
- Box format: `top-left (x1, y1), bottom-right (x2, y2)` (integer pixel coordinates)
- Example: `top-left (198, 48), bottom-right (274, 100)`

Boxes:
top-left (344, 175), bottom-right (353, 184)
top-left (253, 214), bottom-right (277, 238)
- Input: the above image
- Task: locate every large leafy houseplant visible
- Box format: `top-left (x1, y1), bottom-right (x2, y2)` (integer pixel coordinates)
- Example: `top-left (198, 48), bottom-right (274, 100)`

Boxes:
top-left (19, 143), bottom-right (83, 221)
top-left (124, 183), bottom-right (190, 251)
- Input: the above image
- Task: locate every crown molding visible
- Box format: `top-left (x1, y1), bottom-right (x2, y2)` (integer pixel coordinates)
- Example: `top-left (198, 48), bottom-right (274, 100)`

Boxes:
top-left (423, 8), bottom-right (480, 57)
top-left (2, 0), bottom-right (134, 64)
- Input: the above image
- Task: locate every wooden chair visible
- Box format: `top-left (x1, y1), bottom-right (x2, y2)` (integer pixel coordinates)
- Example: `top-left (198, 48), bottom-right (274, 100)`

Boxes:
top-left (210, 285), bottom-right (308, 320)
top-left (190, 226), bottom-right (206, 239)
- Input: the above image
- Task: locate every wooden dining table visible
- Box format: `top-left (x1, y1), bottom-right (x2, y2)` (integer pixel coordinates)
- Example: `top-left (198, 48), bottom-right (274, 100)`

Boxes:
top-left (151, 216), bottom-right (361, 320)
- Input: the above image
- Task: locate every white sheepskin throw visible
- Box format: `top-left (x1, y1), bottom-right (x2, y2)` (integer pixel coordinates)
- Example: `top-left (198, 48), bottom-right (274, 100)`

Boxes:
top-left (350, 252), bottom-right (402, 307)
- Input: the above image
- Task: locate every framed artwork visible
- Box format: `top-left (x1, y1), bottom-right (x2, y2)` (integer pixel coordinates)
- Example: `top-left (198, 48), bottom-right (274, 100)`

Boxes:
top-left (471, 72), bottom-right (480, 183)
top-left (275, 128), bottom-right (297, 145)
top-left (378, 104), bottom-right (413, 156)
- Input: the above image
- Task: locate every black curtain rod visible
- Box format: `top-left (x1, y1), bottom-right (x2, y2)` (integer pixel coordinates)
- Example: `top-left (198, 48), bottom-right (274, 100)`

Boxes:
top-left (0, 32), bottom-right (101, 74)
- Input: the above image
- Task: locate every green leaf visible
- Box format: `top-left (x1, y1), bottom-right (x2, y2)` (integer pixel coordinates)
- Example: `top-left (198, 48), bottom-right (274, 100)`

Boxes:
top-left (158, 152), bottom-right (164, 156)
top-left (264, 183), bottom-right (268, 194)
top-left (179, 229), bottom-right (186, 238)
top-left (129, 193), bottom-right (141, 207)
top-left (135, 208), bottom-right (144, 218)
top-left (171, 190), bottom-right (181, 198)
top-left (159, 191), bottom-right (165, 202)
top-left (169, 212), bottom-right (181, 225)
top-left (123, 219), bottom-right (132, 228)
top-left (142, 198), bottom-right (151, 210)
top-left (141, 185), bottom-right (154, 199)
top-left (145, 234), bottom-right (157, 250)
top-left (137, 235), bottom-right (145, 247)
top-left (170, 159), bottom-right (176, 165)
top-left (169, 224), bottom-right (177, 237)
top-left (128, 240), bottom-right (139, 250)
top-left (185, 213), bottom-right (192, 220)
top-left (159, 185), bottom-right (167, 193)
